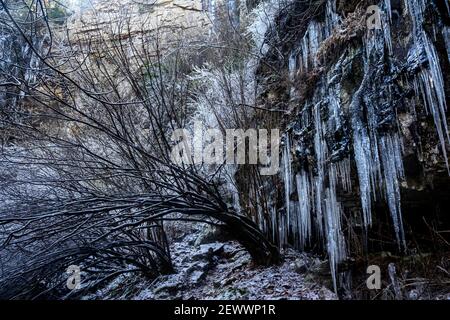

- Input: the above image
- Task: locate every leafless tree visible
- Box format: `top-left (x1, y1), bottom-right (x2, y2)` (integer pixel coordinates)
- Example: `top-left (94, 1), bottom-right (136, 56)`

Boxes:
top-left (0, 0), bottom-right (279, 299)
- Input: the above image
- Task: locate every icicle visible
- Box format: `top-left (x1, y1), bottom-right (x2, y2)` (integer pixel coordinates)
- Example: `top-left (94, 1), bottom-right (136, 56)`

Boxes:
top-left (444, 27), bottom-right (450, 63)
top-left (380, 134), bottom-right (406, 250)
top-left (408, 0), bottom-right (449, 170)
top-left (282, 134), bottom-right (292, 225)
top-left (313, 102), bottom-right (326, 237)
top-left (352, 129), bottom-right (375, 227)
top-left (364, 0), bottom-right (393, 57)
top-left (382, 0), bottom-right (393, 55)
top-left (226, 0), bottom-right (240, 28)
top-left (324, 165), bottom-right (347, 293)
top-left (308, 21), bottom-right (323, 68)
top-left (350, 78), bottom-right (378, 229)
top-left (384, 0), bottom-right (392, 21)
top-left (207, 0), bottom-right (217, 22)
top-left (288, 50), bottom-right (297, 99)
top-left (326, 68), bottom-right (343, 133)
top-left (288, 52), bottom-right (297, 81)
top-left (296, 170), bottom-right (312, 249)
top-left (325, 0), bottom-right (340, 37)
top-left (299, 20), bottom-right (324, 72)
top-left (388, 263), bottom-right (403, 299)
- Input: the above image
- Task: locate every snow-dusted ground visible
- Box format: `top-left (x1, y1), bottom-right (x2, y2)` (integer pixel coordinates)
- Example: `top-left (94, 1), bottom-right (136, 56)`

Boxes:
top-left (90, 230), bottom-right (337, 300)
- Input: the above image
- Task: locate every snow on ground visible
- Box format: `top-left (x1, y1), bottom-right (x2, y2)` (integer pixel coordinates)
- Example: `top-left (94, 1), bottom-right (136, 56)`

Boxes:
top-left (93, 230), bottom-right (337, 300)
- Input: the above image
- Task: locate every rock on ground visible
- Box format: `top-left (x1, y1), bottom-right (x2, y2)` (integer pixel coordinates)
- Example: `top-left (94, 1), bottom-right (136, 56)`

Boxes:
top-left (91, 231), bottom-right (337, 300)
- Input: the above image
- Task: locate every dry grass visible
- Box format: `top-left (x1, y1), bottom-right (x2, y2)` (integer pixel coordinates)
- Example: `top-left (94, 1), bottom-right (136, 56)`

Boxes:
top-left (317, 7), bottom-right (367, 67)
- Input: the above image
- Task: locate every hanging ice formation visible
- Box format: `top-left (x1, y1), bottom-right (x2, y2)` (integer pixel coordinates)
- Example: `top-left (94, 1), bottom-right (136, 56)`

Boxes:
top-left (0, 23), bottom-right (39, 118)
top-left (407, 0), bottom-right (450, 170)
top-left (278, 0), bottom-right (362, 291)
top-left (226, 0), bottom-right (240, 28)
top-left (0, 12), bottom-right (46, 110)
top-left (205, 0), bottom-right (217, 23)
top-left (272, 0), bottom-right (449, 291)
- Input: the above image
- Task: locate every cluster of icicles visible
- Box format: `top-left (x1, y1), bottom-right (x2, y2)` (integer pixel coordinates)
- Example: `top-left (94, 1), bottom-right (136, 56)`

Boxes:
top-left (0, 24), bottom-right (44, 107)
top-left (274, 0), bottom-right (449, 292)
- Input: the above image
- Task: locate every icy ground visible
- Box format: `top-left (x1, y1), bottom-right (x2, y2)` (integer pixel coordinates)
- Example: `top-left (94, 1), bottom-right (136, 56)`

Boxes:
top-left (90, 231), bottom-right (337, 300)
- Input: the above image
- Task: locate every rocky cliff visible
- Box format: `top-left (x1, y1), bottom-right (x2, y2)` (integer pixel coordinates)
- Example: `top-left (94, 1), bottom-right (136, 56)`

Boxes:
top-left (67, 0), bottom-right (213, 50)
top-left (236, 0), bottom-right (449, 293)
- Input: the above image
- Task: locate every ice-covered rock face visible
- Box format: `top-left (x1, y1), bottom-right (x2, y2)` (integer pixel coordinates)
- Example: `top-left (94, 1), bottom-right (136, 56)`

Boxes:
top-left (0, 7), bottom-right (46, 135)
top-left (239, 0), bottom-right (450, 292)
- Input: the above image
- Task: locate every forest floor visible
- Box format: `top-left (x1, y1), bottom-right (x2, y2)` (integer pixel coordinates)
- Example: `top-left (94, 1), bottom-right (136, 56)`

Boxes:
top-left (85, 226), bottom-right (449, 300)
top-left (88, 228), bottom-right (337, 300)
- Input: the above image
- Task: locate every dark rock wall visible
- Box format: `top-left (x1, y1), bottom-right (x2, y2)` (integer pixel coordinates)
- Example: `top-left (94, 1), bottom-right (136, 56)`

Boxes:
top-left (236, 0), bottom-right (450, 291)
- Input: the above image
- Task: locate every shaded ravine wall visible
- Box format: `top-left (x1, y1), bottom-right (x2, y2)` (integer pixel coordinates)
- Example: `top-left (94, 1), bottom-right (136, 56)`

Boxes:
top-left (236, 0), bottom-right (450, 292)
